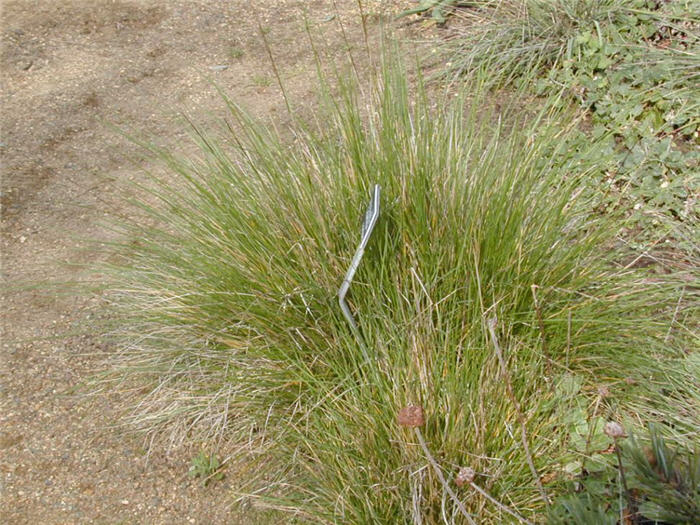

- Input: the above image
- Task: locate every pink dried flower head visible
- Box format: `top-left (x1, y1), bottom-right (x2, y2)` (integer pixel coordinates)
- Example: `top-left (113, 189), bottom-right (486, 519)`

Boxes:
top-left (397, 405), bottom-right (425, 428)
top-left (604, 421), bottom-right (627, 439)
top-left (597, 385), bottom-right (610, 398)
top-left (455, 467), bottom-right (475, 487)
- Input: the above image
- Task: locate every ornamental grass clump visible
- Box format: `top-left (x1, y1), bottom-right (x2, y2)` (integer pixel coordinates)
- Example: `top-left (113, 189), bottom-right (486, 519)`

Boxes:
top-left (101, 49), bottom-right (697, 522)
top-left (441, 0), bottom-right (631, 85)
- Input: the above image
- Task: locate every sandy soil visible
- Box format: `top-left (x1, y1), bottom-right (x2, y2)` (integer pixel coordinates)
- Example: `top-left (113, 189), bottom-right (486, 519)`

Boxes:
top-left (0, 1), bottom-right (416, 522)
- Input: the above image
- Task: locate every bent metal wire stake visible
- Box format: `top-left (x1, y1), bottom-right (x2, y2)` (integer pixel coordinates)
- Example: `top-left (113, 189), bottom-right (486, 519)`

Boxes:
top-left (338, 184), bottom-right (380, 336)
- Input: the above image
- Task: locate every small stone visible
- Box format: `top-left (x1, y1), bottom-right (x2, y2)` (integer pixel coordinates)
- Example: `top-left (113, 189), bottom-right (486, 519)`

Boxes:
top-left (397, 405), bottom-right (425, 428)
top-left (455, 467), bottom-right (475, 487)
top-left (604, 421), bottom-right (627, 439)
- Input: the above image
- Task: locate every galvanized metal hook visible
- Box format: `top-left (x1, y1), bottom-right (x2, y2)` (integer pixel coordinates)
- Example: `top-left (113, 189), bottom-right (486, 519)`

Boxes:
top-left (338, 184), bottom-right (380, 335)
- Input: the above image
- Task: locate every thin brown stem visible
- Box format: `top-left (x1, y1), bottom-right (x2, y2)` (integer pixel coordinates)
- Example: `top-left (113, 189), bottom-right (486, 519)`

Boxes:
top-left (258, 22), bottom-right (292, 116)
top-left (468, 481), bottom-right (534, 525)
top-left (331, 0), bottom-right (361, 85)
top-left (487, 316), bottom-right (549, 505)
top-left (414, 428), bottom-right (477, 524)
top-left (614, 441), bottom-right (635, 517)
top-left (356, 0), bottom-right (370, 59)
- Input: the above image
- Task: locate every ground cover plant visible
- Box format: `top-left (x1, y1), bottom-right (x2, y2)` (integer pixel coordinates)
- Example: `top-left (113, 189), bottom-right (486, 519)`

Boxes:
top-left (441, 0), bottom-right (699, 243)
top-left (548, 424), bottom-right (700, 523)
top-left (99, 35), bottom-right (698, 524)
top-left (188, 450), bottom-right (225, 487)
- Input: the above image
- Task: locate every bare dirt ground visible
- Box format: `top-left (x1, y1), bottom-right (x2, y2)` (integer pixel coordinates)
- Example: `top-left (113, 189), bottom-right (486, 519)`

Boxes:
top-left (0, 1), bottom-right (417, 522)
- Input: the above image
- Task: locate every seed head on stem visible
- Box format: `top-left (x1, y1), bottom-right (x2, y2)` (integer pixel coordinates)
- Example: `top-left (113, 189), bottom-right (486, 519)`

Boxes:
top-left (398, 405), bottom-right (425, 428)
top-left (604, 421), bottom-right (634, 519)
top-left (604, 421), bottom-right (627, 439)
top-left (398, 405), bottom-right (476, 524)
